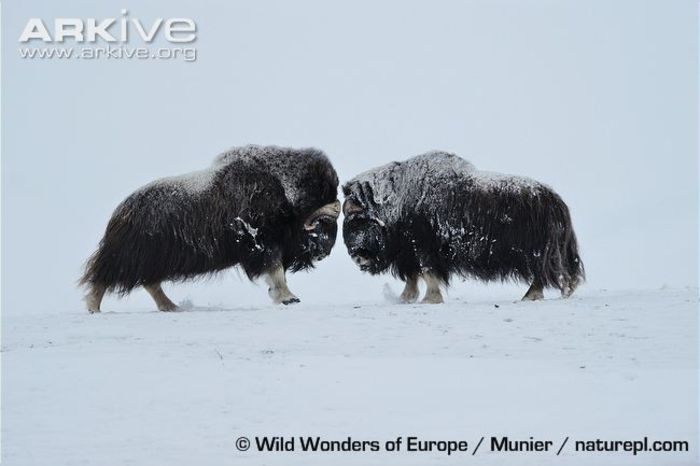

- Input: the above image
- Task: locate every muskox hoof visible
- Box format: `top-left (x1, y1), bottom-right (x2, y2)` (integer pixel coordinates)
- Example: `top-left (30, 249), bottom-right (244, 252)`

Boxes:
top-left (521, 293), bottom-right (544, 301)
top-left (269, 281), bottom-right (300, 304)
top-left (421, 292), bottom-right (444, 304)
top-left (560, 286), bottom-right (574, 299)
top-left (400, 291), bottom-right (419, 304)
top-left (85, 285), bottom-right (106, 314)
top-left (522, 286), bottom-right (544, 301)
top-left (269, 288), bottom-right (300, 305)
top-left (157, 303), bottom-right (179, 312)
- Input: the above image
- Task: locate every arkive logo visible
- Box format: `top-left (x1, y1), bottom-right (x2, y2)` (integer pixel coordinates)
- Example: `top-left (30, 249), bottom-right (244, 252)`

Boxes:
top-left (17, 10), bottom-right (198, 62)
top-left (19, 10), bottom-right (197, 43)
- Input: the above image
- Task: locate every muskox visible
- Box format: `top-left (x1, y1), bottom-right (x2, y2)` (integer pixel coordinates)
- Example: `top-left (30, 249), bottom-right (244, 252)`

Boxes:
top-left (342, 151), bottom-right (584, 303)
top-left (80, 145), bottom-right (340, 312)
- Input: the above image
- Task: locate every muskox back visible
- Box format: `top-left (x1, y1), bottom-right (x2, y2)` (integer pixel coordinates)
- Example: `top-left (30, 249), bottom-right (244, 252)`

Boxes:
top-left (342, 151), bottom-right (584, 301)
top-left (81, 145), bottom-right (339, 311)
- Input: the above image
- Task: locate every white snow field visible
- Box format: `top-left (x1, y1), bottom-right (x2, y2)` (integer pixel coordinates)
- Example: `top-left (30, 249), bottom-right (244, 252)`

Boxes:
top-left (3, 287), bottom-right (697, 466)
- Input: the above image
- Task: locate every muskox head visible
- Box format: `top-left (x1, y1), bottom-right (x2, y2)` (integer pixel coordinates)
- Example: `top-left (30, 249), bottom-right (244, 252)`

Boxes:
top-left (295, 200), bottom-right (341, 263)
top-left (342, 197), bottom-right (392, 274)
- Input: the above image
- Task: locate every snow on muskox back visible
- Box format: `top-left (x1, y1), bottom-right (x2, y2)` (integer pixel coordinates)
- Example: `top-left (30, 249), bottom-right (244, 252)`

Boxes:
top-left (80, 145), bottom-right (340, 312)
top-left (342, 151), bottom-right (584, 303)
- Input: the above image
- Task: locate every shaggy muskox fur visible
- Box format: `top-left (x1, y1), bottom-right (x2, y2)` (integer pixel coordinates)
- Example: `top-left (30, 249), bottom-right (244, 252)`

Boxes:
top-left (342, 151), bottom-right (584, 303)
top-left (81, 145), bottom-right (340, 312)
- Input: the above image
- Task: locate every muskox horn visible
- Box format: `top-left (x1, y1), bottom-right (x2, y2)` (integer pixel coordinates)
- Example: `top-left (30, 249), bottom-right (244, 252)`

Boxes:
top-left (342, 199), bottom-right (364, 216)
top-left (304, 200), bottom-right (341, 230)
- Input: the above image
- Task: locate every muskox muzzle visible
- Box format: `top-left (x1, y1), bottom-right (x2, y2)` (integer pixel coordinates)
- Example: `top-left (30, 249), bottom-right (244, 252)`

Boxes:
top-left (342, 198), bottom-right (390, 273)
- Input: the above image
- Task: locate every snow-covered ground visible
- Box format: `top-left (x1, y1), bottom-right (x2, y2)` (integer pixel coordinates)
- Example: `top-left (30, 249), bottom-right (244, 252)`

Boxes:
top-left (2, 287), bottom-right (697, 466)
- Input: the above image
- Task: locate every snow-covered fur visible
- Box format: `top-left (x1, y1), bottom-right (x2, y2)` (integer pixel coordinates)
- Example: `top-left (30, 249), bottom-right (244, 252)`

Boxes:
top-left (342, 151), bottom-right (584, 296)
top-left (81, 145), bottom-right (339, 295)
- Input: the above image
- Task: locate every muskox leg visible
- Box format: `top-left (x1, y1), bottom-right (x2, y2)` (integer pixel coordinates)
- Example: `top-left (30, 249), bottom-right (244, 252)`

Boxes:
top-left (399, 275), bottom-right (419, 303)
top-left (264, 264), bottom-right (300, 305)
top-left (421, 273), bottom-right (444, 304)
top-left (85, 284), bottom-right (106, 314)
top-left (522, 279), bottom-right (544, 301)
top-left (560, 278), bottom-right (579, 299)
top-left (144, 283), bottom-right (178, 312)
